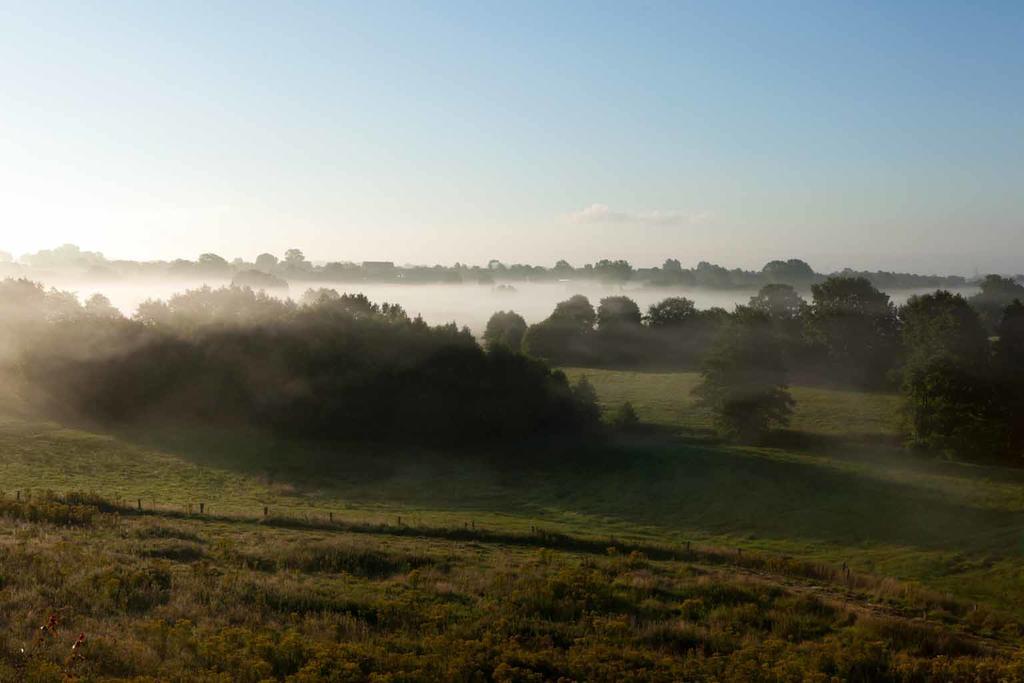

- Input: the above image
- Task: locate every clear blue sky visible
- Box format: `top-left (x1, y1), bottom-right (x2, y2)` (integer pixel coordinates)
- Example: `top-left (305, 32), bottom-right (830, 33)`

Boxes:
top-left (1, 1), bottom-right (1021, 273)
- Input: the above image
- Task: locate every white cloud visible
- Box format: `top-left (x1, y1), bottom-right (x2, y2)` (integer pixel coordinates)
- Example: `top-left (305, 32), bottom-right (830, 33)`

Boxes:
top-left (566, 203), bottom-right (713, 226)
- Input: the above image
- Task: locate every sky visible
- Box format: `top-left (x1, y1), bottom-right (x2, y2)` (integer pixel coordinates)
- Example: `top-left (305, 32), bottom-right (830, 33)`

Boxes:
top-left (0, 1), bottom-right (1021, 274)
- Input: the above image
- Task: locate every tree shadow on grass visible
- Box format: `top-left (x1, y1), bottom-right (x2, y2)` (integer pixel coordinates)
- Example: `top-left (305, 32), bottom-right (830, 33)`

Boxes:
top-left (97, 417), bottom-right (1024, 558)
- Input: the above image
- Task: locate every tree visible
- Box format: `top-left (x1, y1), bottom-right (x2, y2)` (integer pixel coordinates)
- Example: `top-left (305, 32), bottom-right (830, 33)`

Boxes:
top-left (551, 295), bottom-right (596, 330)
top-left (694, 261), bottom-right (733, 288)
top-left (552, 260), bottom-right (574, 276)
top-left (995, 300), bottom-right (1024, 460)
top-left (571, 376), bottom-right (601, 424)
top-left (692, 312), bottom-right (794, 442)
top-left (84, 293), bottom-right (122, 319)
top-left (284, 248), bottom-right (306, 265)
top-left (594, 296), bottom-right (644, 365)
top-left (761, 259), bottom-right (816, 285)
top-left (645, 298), bottom-right (725, 369)
top-left (592, 259), bottom-right (633, 283)
top-left (523, 296), bottom-right (597, 364)
top-left (255, 253), bottom-right (279, 271)
top-left (900, 291), bottom-right (1005, 461)
top-left (808, 276), bottom-right (900, 388)
top-left (197, 253), bottom-right (231, 275)
top-left (662, 258), bottom-right (682, 272)
top-left (596, 296), bottom-right (642, 330)
top-left (483, 310), bottom-right (527, 351)
top-left (901, 290), bottom-right (989, 367)
top-left (970, 275), bottom-right (1024, 331)
top-left (748, 284), bottom-right (805, 320)
top-left (611, 401), bottom-right (640, 431)
top-left (645, 297), bottom-right (697, 328)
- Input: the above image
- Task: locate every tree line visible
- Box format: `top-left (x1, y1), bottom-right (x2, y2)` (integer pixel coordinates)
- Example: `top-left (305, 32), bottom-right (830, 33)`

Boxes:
top-left (488, 274), bottom-right (1024, 462)
top-left (1, 243), bottom-right (988, 291)
top-left (0, 280), bottom-right (600, 447)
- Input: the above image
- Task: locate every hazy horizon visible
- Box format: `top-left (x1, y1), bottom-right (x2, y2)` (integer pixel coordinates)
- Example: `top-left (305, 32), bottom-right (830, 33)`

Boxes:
top-left (2, 2), bottom-right (1021, 274)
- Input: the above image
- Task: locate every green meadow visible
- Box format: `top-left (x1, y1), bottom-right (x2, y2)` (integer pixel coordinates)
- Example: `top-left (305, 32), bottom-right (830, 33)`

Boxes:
top-left (3, 369), bottom-right (1024, 679)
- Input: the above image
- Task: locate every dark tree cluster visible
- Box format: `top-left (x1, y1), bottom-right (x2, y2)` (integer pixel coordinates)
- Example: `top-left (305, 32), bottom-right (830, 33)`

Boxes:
top-left (498, 275), bottom-right (1024, 458)
top-left (0, 280), bottom-right (600, 447)
top-left (901, 291), bottom-right (1024, 462)
top-left (512, 276), bottom-right (902, 389)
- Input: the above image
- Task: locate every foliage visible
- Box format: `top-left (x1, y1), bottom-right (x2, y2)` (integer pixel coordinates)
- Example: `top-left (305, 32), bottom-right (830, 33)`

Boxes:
top-left (969, 274), bottom-right (1024, 330)
top-left (900, 291), bottom-right (1018, 462)
top-left (3, 281), bottom-right (599, 447)
top-left (692, 313), bottom-right (794, 441)
top-left (807, 276), bottom-right (901, 388)
top-left (610, 401), bottom-right (640, 431)
top-left (483, 310), bottom-right (527, 351)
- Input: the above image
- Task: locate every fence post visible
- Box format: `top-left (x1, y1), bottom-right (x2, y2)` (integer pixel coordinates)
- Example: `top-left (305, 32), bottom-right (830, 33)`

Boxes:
top-left (329, 512), bottom-right (333, 523)
top-left (199, 503), bottom-right (205, 515)
top-left (263, 506), bottom-right (268, 517)
top-left (16, 491), bottom-right (20, 502)
top-left (137, 498), bottom-right (142, 511)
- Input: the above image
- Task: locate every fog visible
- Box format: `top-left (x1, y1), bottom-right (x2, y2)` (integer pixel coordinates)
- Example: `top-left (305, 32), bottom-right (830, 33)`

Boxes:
top-left (39, 276), bottom-right (980, 336)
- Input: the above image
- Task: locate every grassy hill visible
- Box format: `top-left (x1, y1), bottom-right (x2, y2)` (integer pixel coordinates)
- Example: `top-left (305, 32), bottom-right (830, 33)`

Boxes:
top-left (2, 370), bottom-right (1024, 678)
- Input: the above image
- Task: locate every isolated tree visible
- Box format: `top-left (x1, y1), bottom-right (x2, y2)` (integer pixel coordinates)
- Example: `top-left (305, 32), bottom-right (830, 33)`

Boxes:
top-left (483, 310), bottom-right (527, 351)
top-left (662, 258), bottom-right (682, 272)
top-left (571, 375), bottom-right (601, 423)
top-left (611, 401), bottom-right (640, 431)
top-left (284, 248), bottom-right (306, 265)
top-left (692, 312), bottom-right (794, 442)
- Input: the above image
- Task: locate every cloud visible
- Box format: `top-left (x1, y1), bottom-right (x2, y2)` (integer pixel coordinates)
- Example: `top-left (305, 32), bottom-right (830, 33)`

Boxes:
top-left (566, 203), bottom-right (713, 226)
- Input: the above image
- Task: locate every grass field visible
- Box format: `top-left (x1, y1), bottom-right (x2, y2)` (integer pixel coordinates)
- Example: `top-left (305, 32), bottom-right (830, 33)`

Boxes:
top-left (2, 369), bottom-right (1024, 678)
top-left (5, 493), bottom-right (1024, 681)
top-left (562, 368), bottom-right (903, 440)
